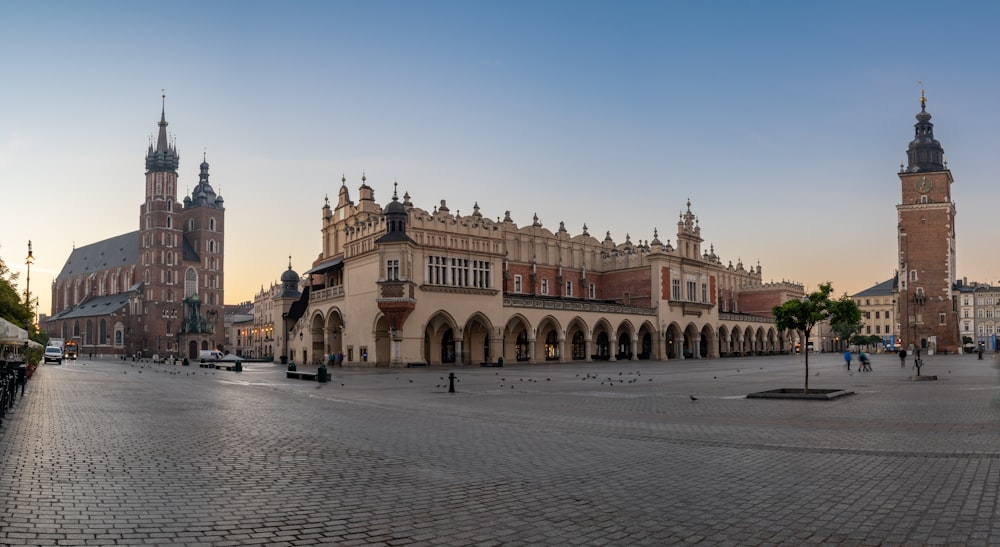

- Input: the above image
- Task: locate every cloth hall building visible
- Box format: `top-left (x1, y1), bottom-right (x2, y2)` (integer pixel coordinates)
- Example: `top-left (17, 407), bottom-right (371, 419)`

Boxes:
top-left (275, 177), bottom-right (804, 367)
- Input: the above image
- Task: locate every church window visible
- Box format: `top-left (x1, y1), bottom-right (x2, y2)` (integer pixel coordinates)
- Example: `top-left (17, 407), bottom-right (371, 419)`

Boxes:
top-left (939, 313), bottom-right (947, 325)
top-left (167, 201), bottom-right (172, 212)
top-left (166, 216), bottom-right (172, 229)
top-left (910, 270), bottom-right (918, 281)
top-left (185, 268), bottom-right (198, 298)
top-left (210, 218), bottom-right (216, 231)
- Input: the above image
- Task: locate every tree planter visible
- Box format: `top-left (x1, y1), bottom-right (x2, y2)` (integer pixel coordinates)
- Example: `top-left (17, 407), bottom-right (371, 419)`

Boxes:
top-left (747, 388), bottom-right (854, 400)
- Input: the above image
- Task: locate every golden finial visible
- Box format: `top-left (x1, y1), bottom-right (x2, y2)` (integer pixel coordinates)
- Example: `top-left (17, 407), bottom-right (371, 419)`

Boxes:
top-left (918, 80), bottom-right (926, 108)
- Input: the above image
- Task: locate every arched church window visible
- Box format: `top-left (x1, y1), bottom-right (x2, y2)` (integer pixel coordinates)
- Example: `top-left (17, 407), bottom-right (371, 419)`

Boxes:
top-left (185, 268), bottom-right (198, 298)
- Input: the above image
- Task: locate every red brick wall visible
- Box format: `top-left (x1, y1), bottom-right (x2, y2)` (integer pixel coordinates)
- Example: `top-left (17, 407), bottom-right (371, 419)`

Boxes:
top-left (738, 289), bottom-right (787, 317)
top-left (602, 268), bottom-right (651, 307)
top-left (661, 267), bottom-right (670, 300)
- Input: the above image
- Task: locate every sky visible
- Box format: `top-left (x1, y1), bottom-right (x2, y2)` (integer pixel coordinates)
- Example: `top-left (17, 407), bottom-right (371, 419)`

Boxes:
top-left (3, 1), bottom-right (1000, 318)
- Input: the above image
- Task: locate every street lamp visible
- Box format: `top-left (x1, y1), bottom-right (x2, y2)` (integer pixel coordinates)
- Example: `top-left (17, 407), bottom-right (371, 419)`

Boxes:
top-left (25, 241), bottom-right (34, 330)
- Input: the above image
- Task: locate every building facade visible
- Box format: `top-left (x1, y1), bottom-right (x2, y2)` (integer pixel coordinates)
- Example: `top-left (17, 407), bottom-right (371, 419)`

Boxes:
top-left (852, 278), bottom-right (898, 351)
top-left (274, 177), bottom-right (805, 367)
top-left (896, 90), bottom-right (960, 353)
top-left (45, 100), bottom-right (226, 358)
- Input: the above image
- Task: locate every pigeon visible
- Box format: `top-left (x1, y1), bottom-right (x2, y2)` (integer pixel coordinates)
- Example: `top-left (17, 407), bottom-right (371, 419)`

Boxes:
top-left (689, 395), bottom-right (698, 401)
top-left (408, 379), bottom-right (413, 383)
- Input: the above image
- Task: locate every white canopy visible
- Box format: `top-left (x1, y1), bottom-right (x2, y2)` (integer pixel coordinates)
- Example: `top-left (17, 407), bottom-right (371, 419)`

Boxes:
top-left (0, 316), bottom-right (29, 344)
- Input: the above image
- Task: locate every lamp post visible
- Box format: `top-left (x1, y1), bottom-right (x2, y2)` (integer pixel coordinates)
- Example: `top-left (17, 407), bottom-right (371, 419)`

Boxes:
top-left (25, 241), bottom-right (34, 332)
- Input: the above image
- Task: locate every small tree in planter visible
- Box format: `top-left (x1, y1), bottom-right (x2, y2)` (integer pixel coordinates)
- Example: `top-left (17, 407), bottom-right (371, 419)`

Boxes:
top-left (774, 283), bottom-right (861, 393)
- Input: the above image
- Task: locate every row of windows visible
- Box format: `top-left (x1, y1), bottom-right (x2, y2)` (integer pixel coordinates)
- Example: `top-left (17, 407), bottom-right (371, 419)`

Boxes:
top-left (671, 278), bottom-right (709, 303)
top-left (510, 274), bottom-right (596, 299)
top-left (862, 311), bottom-right (892, 320)
top-left (425, 256), bottom-right (492, 288)
top-left (143, 216), bottom-right (219, 232)
top-left (864, 325), bottom-right (892, 335)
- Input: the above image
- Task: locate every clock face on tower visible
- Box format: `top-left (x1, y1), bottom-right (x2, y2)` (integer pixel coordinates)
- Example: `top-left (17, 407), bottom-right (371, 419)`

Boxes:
top-left (916, 176), bottom-right (933, 193)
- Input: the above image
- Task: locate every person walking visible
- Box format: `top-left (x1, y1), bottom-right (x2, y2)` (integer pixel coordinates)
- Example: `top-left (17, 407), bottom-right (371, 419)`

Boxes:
top-left (859, 350), bottom-right (871, 371)
top-left (898, 348), bottom-right (907, 368)
top-left (844, 349), bottom-right (852, 370)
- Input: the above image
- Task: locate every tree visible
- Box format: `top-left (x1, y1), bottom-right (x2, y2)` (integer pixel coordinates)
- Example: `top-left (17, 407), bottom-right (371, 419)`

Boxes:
top-left (773, 283), bottom-right (861, 393)
top-left (0, 254), bottom-right (31, 330)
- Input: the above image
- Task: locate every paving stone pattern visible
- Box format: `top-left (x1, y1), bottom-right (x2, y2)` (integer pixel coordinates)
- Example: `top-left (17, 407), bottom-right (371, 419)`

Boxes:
top-left (1, 353), bottom-right (999, 545)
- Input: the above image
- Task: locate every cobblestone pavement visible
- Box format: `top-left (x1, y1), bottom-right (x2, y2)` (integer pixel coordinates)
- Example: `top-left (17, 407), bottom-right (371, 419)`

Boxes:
top-left (1, 352), bottom-right (999, 546)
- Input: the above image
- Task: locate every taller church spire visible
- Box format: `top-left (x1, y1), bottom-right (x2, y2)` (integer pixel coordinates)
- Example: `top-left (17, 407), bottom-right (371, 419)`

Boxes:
top-left (905, 86), bottom-right (946, 173)
top-left (146, 93), bottom-right (179, 173)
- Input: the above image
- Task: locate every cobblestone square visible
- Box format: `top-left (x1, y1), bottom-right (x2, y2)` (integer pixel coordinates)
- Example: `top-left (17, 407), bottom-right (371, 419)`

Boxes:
top-left (1, 353), bottom-right (999, 545)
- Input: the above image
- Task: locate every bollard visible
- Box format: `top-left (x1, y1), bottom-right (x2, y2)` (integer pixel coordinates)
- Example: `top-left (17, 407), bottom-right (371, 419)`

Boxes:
top-left (317, 363), bottom-right (328, 383)
top-left (448, 372), bottom-right (456, 393)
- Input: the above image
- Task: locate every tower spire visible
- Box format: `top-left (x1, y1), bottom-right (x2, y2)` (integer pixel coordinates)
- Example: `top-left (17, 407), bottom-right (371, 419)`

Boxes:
top-left (905, 84), bottom-right (945, 173)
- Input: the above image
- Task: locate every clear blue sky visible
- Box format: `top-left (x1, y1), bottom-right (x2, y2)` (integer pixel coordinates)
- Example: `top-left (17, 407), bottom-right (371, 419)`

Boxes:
top-left (3, 1), bottom-right (1000, 316)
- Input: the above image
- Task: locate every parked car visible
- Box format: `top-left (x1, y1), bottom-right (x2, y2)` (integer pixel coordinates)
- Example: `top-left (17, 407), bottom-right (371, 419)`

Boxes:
top-left (44, 346), bottom-right (63, 364)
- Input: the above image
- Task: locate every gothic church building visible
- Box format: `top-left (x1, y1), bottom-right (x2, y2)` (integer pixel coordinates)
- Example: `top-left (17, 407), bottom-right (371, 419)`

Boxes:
top-left (45, 100), bottom-right (225, 358)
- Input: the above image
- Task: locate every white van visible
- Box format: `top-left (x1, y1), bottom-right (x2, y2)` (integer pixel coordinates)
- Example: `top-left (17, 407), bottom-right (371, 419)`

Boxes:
top-left (198, 350), bottom-right (224, 361)
top-left (44, 346), bottom-right (63, 364)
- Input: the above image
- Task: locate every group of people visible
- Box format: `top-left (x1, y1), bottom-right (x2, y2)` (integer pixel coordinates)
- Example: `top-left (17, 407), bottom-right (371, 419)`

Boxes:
top-left (843, 350), bottom-right (872, 371)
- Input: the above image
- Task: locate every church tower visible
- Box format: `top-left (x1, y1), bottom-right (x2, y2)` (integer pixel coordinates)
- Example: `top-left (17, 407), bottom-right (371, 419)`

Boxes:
top-left (896, 89), bottom-right (959, 353)
top-left (139, 95), bottom-right (183, 354)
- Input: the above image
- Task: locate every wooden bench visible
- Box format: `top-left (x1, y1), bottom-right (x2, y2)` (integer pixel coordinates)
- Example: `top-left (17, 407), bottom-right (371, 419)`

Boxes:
top-left (286, 371), bottom-right (317, 381)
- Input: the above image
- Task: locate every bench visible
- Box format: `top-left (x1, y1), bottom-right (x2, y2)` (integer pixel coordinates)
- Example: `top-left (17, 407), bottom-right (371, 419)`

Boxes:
top-left (286, 371), bottom-right (317, 381)
top-left (480, 361), bottom-right (503, 367)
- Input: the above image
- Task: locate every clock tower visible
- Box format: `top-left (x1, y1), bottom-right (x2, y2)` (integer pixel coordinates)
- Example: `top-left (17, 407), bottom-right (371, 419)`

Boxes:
top-left (896, 89), bottom-right (959, 353)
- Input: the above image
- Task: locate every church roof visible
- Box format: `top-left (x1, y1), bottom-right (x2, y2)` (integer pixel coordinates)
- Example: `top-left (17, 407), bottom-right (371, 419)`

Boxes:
top-left (50, 289), bottom-right (136, 320)
top-left (56, 231), bottom-right (139, 281)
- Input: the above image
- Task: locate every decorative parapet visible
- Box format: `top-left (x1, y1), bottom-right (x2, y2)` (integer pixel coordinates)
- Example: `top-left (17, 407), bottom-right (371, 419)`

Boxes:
top-left (504, 295), bottom-right (655, 316)
top-left (312, 285), bottom-right (344, 303)
top-left (719, 311), bottom-right (773, 324)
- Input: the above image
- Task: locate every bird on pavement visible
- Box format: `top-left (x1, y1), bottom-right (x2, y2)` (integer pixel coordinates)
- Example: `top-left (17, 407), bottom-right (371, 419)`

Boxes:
top-left (689, 395), bottom-right (698, 401)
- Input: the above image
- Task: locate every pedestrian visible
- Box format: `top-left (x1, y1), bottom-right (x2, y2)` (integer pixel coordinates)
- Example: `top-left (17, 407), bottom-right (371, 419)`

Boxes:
top-left (978, 345), bottom-right (984, 360)
top-left (328, 352), bottom-right (335, 367)
top-left (337, 352), bottom-right (344, 366)
top-left (898, 348), bottom-right (907, 368)
top-left (859, 351), bottom-right (871, 371)
top-left (843, 349), bottom-right (852, 370)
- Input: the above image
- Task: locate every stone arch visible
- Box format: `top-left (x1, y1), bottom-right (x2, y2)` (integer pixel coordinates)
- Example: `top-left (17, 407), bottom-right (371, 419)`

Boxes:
top-left (592, 318), bottom-right (614, 361)
top-left (325, 307), bottom-right (345, 360)
top-left (535, 315), bottom-right (563, 362)
top-left (565, 317), bottom-right (590, 361)
top-left (614, 320), bottom-right (635, 361)
top-left (766, 327), bottom-right (778, 354)
top-left (462, 312), bottom-right (494, 365)
top-left (742, 326), bottom-right (754, 355)
top-left (373, 314), bottom-right (390, 365)
top-left (503, 314), bottom-right (532, 363)
top-left (665, 322), bottom-right (683, 360)
top-left (424, 311), bottom-right (460, 366)
top-left (699, 324), bottom-right (715, 358)
top-left (718, 325), bottom-right (731, 357)
top-left (682, 322), bottom-right (701, 359)
top-left (309, 311), bottom-right (326, 364)
top-left (636, 320), bottom-right (657, 360)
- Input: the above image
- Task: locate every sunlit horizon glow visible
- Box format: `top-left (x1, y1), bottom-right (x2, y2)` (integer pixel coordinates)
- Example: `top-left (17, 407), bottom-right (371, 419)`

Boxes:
top-left (3, 1), bottom-right (1000, 318)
